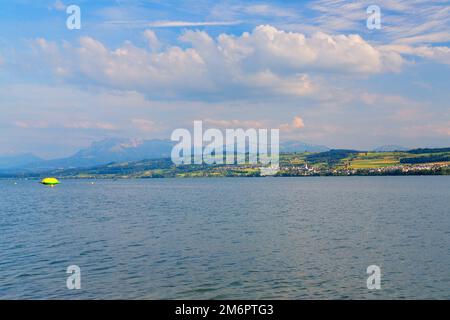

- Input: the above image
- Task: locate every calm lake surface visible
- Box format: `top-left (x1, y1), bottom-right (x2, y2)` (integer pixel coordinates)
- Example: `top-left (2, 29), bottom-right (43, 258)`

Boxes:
top-left (0, 177), bottom-right (449, 299)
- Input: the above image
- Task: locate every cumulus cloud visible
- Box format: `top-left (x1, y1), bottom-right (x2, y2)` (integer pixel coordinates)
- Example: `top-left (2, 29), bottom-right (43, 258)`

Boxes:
top-left (30, 25), bottom-right (404, 100)
top-left (181, 25), bottom-right (402, 74)
top-left (280, 116), bottom-right (305, 131)
top-left (32, 36), bottom-right (210, 96)
top-left (293, 116), bottom-right (305, 129)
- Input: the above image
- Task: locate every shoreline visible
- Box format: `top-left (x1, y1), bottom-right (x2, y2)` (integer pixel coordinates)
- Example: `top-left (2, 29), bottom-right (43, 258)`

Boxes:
top-left (2, 173), bottom-right (450, 180)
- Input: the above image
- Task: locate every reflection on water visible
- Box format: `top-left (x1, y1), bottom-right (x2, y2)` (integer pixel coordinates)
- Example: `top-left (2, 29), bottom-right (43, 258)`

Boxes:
top-left (0, 177), bottom-right (449, 299)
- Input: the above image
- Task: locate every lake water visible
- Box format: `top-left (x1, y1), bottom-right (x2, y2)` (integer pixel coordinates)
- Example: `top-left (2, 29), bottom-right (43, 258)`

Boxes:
top-left (0, 177), bottom-right (449, 299)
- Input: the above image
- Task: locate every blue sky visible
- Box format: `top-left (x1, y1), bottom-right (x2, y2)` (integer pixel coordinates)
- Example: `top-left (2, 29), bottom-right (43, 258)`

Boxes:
top-left (1, 0), bottom-right (449, 158)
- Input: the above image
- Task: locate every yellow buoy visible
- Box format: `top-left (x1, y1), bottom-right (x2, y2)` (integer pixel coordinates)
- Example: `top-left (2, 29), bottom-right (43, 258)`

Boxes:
top-left (41, 177), bottom-right (60, 186)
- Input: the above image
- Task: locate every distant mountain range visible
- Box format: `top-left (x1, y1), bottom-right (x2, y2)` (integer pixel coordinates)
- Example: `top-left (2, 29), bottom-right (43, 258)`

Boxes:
top-left (0, 138), bottom-right (330, 174)
top-left (279, 141), bottom-right (329, 153)
top-left (0, 153), bottom-right (42, 169)
top-left (14, 147), bottom-right (450, 179)
top-left (2, 142), bottom-right (450, 178)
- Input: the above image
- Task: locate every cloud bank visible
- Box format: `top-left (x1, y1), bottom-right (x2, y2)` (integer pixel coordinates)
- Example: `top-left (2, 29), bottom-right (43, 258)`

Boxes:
top-left (30, 25), bottom-right (404, 100)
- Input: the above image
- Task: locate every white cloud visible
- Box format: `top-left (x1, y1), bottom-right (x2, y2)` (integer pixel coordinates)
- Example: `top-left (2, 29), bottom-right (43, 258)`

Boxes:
top-left (52, 0), bottom-right (66, 11)
top-left (280, 116), bottom-right (305, 132)
top-left (143, 30), bottom-right (160, 51)
top-left (148, 20), bottom-right (241, 27)
top-left (412, 46), bottom-right (450, 65)
top-left (105, 20), bottom-right (241, 28)
top-left (395, 32), bottom-right (450, 45)
top-left (204, 119), bottom-right (266, 128)
top-left (293, 116), bottom-right (305, 129)
top-left (182, 25), bottom-right (402, 74)
top-left (14, 119), bottom-right (116, 131)
top-left (241, 4), bottom-right (297, 18)
top-left (30, 25), bottom-right (404, 100)
top-left (14, 120), bottom-right (50, 129)
top-left (209, 2), bottom-right (302, 23)
top-left (307, 0), bottom-right (450, 46)
top-left (382, 44), bottom-right (450, 65)
top-left (64, 121), bottom-right (117, 130)
top-left (285, 0), bottom-right (450, 71)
